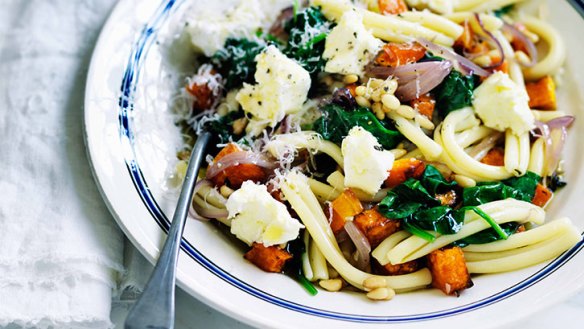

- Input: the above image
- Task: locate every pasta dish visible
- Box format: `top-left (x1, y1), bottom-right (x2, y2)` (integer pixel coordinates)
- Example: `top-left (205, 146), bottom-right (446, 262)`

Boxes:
top-left (175, 0), bottom-right (581, 300)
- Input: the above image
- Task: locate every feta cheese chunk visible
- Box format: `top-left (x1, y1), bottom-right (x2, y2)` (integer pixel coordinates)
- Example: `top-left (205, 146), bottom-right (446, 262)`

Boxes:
top-left (473, 71), bottom-right (534, 135)
top-left (186, 0), bottom-right (265, 57)
top-left (226, 181), bottom-right (303, 247)
top-left (236, 45), bottom-right (311, 134)
top-left (322, 10), bottom-right (382, 76)
top-left (341, 127), bottom-right (395, 195)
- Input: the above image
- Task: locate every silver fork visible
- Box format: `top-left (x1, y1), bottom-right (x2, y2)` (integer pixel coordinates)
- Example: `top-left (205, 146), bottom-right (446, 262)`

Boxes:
top-left (125, 131), bottom-right (211, 329)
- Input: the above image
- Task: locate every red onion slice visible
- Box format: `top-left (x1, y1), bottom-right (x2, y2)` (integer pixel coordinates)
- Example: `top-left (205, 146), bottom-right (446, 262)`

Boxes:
top-left (532, 116), bottom-right (574, 175)
top-left (206, 150), bottom-right (276, 179)
top-left (189, 180), bottom-right (214, 221)
top-left (416, 38), bottom-right (491, 77)
top-left (473, 13), bottom-right (505, 69)
top-left (395, 61), bottom-right (453, 101)
top-left (502, 22), bottom-right (538, 67)
top-left (344, 221), bottom-right (371, 271)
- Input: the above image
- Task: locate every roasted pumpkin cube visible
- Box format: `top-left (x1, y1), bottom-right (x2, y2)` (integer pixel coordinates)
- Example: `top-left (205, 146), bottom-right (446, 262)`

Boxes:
top-left (375, 42), bottom-right (426, 67)
top-left (385, 158), bottom-right (426, 188)
top-left (410, 93), bottom-right (436, 120)
top-left (186, 81), bottom-right (215, 111)
top-left (209, 143), bottom-right (267, 188)
top-left (330, 189), bottom-right (364, 235)
top-left (453, 21), bottom-right (489, 56)
top-left (480, 147), bottom-right (505, 166)
top-left (244, 243), bottom-right (292, 273)
top-left (532, 183), bottom-right (552, 207)
top-left (354, 209), bottom-right (401, 248)
top-left (381, 259), bottom-right (422, 275)
top-left (526, 75), bottom-right (557, 110)
top-left (427, 246), bottom-right (473, 296)
top-left (378, 0), bottom-right (408, 15)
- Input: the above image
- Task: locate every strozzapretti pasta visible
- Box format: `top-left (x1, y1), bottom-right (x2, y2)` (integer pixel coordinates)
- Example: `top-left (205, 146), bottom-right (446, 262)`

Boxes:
top-left (176, 0), bottom-right (581, 300)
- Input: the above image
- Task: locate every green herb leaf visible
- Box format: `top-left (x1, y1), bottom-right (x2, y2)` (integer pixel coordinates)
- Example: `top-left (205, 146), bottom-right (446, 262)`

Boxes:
top-left (406, 206), bottom-right (465, 235)
top-left (211, 38), bottom-right (266, 89)
top-left (284, 7), bottom-right (332, 74)
top-left (434, 70), bottom-right (477, 116)
top-left (420, 164), bottom-right (458, 195)
top-left (313, 104), bottom-right (401, 149)
top-left (463, 171), bottom-right (541, 206)
top-left (454, 222), bottom-right (521, 247)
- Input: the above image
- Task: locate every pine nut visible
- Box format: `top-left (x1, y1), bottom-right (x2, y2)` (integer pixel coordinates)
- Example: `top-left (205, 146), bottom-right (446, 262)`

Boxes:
top-left (368, 78), bottom-right (382, 89)
top-left (363, 276), bottom-right (387, 291)
top-left (372, 102), bottom-right (385, 120)
top-left (355, 96), bottom-right (371, 108)
top-left (515, 51), bottom-right (532, 66)
top-left (382, 79), bottom-right (398, 95)
top-left (355, 86), bottom-right (367, 96)
top-left (366, 287), bottom-right (395, 301)
top-left (390, 148), bottom-right (407, 159)
top-left (396, 105), bottom-right (416, 119)
top-left (371, 90), bottom-right (382, 103)
top-left (232, 117), bottom-right (248, 135)
top-left (473, 55), bottom-right (492, 67)
top-left (415, 114), bottom-right (435, 130)
top-left (343, 74), bottom-right (359, 84)
top-left (381, 94), bottom-right (400, 111)
top-left (319, 279), bottom-right (343, 292)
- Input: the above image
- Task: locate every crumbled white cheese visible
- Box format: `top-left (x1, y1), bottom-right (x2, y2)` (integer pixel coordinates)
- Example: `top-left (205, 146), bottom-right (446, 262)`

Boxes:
top-left (236, 45), bottom-right (311, 135)
top-left (341, 127), bottom-right (394, 195)
top-left (186, 0), bottom-right (265, 57)
top-left (473, 71), bottom-right (534, 135)
top-left (322, 9), bottom-right (382, 76)
top-left (226, 181), bottom-right (304, 246)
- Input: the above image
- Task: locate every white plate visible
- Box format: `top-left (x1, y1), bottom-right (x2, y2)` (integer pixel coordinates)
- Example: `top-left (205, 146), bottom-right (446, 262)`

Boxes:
top-left (84, 1), bottom-right (584, 328)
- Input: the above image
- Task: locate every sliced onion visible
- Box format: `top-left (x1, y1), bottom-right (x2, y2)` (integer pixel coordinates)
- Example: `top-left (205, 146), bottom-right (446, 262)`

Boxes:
top-left (366, 61), bottom-right (442, 80)
top-left (188, 180), bottom-right (214, 221)
top-left (468, 132), bottom-right (503, 160)
top-left (532, 116), bottom-right (574, 175)
top-left (473, 13), bottom-right (505, 69)
top-left (417, 37), bottom-right (491, 77)
top-left (502, 22), bottom-right (537, 67)
top-left (395, 61), bottom-right (453, 101)
top-left (206, 150), bottom-right (276, 179)
top-left (193, 201), bottom-right (229, 219)
top-left (343, 221), bottom-right (371, 271)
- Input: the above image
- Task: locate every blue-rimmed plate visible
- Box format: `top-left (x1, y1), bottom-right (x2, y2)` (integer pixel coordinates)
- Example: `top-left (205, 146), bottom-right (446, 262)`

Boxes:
top-left (84, 0), bottom-right (584, 328)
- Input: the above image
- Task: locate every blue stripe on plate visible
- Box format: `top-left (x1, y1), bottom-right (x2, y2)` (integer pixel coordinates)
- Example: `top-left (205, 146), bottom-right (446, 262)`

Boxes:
top-left (116, 0), bottom-right (584, 323)
top-left (568, 0), bottom-right (584, 18)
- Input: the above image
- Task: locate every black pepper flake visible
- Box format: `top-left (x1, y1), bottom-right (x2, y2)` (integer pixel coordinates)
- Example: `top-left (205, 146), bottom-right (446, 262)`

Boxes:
top-left (267, 68), bottom-right (271, 74)
top-left (287, 74), bottom-right (292, 79)
top-left (353, 32), bottom-right (357, 38)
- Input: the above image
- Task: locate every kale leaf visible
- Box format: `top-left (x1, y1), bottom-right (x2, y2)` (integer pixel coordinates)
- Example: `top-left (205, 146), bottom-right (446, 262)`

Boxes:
top-left (284, 7), bottom-right (332, 74)
top-left (313, 103), bottom-right (401, 149)
top-left (202, 110), bottom-right (245, 145)
top-left (211, 38), bottom-right (265, 89)
top-left (434, 70), bottom-right (478, 117)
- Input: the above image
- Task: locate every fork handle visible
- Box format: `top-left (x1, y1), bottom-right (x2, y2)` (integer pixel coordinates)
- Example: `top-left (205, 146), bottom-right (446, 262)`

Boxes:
top-left (125, 131), bottom-right (211, 329)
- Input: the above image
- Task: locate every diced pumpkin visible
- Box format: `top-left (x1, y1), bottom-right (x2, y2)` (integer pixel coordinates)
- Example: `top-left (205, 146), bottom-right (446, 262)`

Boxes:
top-left (491, 58), bottom-right (509, 74)
top-left (244, 243), bottom-right (293, 273)
top-left (410, 93), bottom-right (436, 119)
top-left (532, 183), bottom-right (552, 207)
top-left (385, 158), bottom-right (426, 188)
top-left (330, 189), bottom-right (364, 235)
top-left (375, 42), bottom-right (426, 67)
top-left (354, 208), bottom-right (401, 248)
top-left (378, 0), bottom-right (408, 15)
top-left (186, 81), bottom-right (214, 111)
top-left (381, 259), bottom-right (422, 275)
top-left (345, 83), bottom-right (357, 97)
top-left (480, 147), bottom-right (505, 166)
top-left (427, 246), bottom-right (473, 296)
top-left (526, 75), bottom-right (557, 110)
top-left (453, 21), bottom-right (489, 56)
top-left (209, 143), bottom-right (267, 188)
